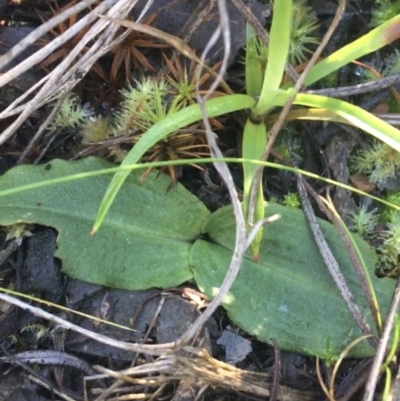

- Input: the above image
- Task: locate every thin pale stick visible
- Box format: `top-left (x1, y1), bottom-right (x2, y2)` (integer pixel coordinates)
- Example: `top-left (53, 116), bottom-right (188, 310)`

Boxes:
top-left (0, 0), bottom-right (100, 72)
top-left (0, 0), bottom-right (109, 87)
top-left (244, 215), bottom-right (280, 250)
top-left (0, 75), bottom-right (51, 119)
top-left (362, 276), bottom-right (400, 401)
top-left (0, 0), bottom-right (117, 143)
top-left (0, 0), bottom-right (134, 145)
top-left (296, 175), bottom-right (377, 349)
top-left (136, 0), bottom-right (155, 22)
top-left (289, 165), bottom-right (381, 333)
top-left (0, 293), bottom-right (174, 355)
top-left (321, 194), bottom-right (380, 330)
top-left (17, 2), bottom-right (135, 160)
top-left (177, 0), bottom-right (248, 347)
top-left (18, 93), bottom-right (67, 164)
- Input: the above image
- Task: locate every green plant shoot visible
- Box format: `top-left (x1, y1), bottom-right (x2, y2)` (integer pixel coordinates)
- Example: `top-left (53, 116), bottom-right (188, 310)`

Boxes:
top-left (245, 25), bottom-right (263, 97)
top-left (254, 0), bottom-right (292, 116)
top-left (242, 119), bottom-right (267, 261)
top-left (242, 0), bottom-right (291, 260)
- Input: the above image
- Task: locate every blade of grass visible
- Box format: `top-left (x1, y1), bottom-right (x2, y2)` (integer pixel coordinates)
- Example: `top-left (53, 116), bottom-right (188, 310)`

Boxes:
top-left (248, 0), bottom-right (345, 235)
top-left (303, 14), bottom-right (400, 87)
top-left (0, 157), bottom-right (399, 212)
top-left (292, 93), bottom-right (400, 152)
top-left (245, 24), bottom-right (263, 96)
top-left (92, 94), bottom-right (255, 233)
top-left (254, 0), bottom-right (292, 115)
top-left (265, 108), bottom-right (351, 124)
top-left (266, 91), bottom-right (400, 152)
top-left (242, 118), bottom-right (267, 261)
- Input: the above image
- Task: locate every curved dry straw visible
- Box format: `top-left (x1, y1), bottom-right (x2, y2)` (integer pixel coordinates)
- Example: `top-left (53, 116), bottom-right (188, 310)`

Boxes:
top-left (89, 347), bottom-right (319, 401)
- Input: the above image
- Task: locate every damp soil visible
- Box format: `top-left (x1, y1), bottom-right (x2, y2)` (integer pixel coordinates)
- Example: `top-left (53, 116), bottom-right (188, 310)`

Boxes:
top-left (0, 1), bottom-right (398, 401)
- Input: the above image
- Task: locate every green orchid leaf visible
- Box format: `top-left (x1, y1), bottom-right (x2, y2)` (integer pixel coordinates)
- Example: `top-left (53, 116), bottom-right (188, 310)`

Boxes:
top-left (245, 24), bottom-right (263, 97)
top-left (293, 93), bottom-right (400, 153)
top-left (255, 0), bottom-right (292, 115)
top-left (265, 90), bottom-right (400, 153)
top-left (242, 118), bottom-right (267, 261)
top-left (191, 203), bottom-right (395, 359)
top-left (0, 157), bottom-right (396, 359)
top-left (304, 14), bottom-right (400, 86)
top-left (0, 157), bottom-right (209, 290)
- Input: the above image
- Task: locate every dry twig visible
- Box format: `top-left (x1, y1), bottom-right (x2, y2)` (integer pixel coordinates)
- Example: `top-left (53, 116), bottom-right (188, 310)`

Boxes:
top-left (0, 0), bottom-right (140, 145)
top-left (363, 276), bottom-right (400, 401)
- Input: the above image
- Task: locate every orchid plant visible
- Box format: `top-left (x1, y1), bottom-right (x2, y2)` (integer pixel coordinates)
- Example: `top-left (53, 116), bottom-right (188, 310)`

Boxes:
top-left (91, 1), bottom-right (400, 263)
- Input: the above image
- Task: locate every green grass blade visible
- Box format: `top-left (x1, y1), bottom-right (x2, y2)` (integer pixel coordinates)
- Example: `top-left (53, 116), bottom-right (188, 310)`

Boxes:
top-left (304, 14), bottom-right (400, 86)
top-left (255, 0), bottom-right (292, 115)
top-left (242, 118), bottom-right (267, 261)
top-left (92, 94), bottom-right (255, 233)
top-left (0, 157), bottom-right (398, 211)
top-left (268, 90), bottom-right (400, 152)
top-left (245, 24), bottom-right (263, 96)
top-left (293, 94), bottom-right (400, 152)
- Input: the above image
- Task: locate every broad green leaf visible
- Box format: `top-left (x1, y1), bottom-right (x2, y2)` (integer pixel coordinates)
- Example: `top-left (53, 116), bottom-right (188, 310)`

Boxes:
top-left (190, 203), bottom-right (396, 359)
top-left (0, 157), bottom-right (210, 290)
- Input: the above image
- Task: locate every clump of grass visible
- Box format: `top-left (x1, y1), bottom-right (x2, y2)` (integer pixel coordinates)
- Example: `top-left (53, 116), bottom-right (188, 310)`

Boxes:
top-left (282, 193), bottom-right (300, 208)
top-left (370, 0), bottom-right (400, 28)
top-left (69, 77), bottom-right (210, 182)
top-left (349, 194), bottom-right (400, 275)
top-left (357, 49), bottom-right (400, 83)
top-left (349, 205), bottom-right (378, 238)
top-left (377, 211), bottom-right (400, 274)
top-left (108, 13), bottom-right (170, 82)
top-left (351, 141), bottom-right (400, 184)
top-left (113, 78), bottom-right (172, 134)
top-left (48, 94), bottom-right (91, 131)
top-left (123, 79), bottom-right (207, 180)
top-left (289, 0), bottom-right (319, 66)
top-left (382, 49), bottom-right (400, 76)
